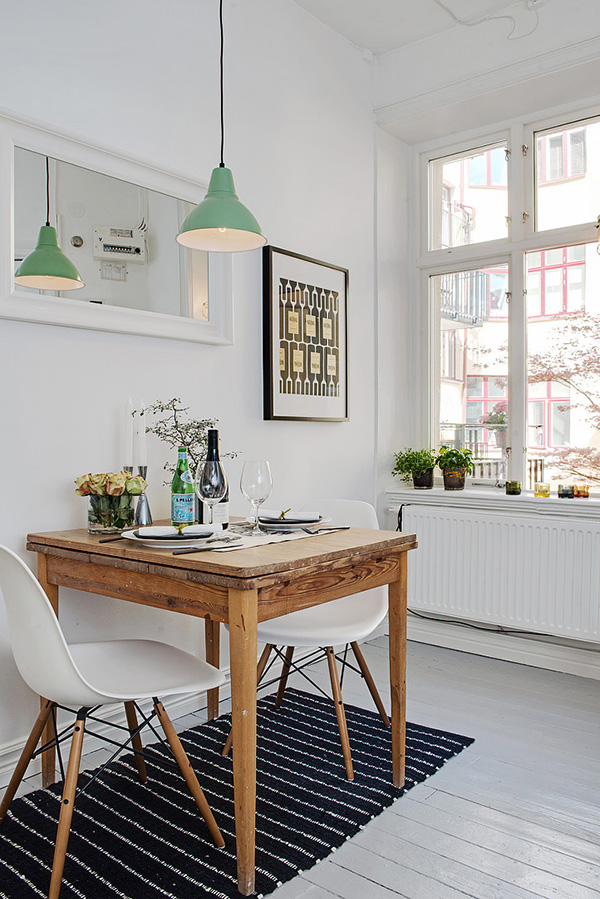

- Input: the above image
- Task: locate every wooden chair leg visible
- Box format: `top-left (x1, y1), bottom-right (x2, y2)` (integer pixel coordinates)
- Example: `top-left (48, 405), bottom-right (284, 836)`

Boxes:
top-left (326, 647), bottom-right (354, 780)
top-left (124, 701), bottom-right (147, 783)
top-left (350, 641), bottom-right (391, 727)
top-left (0, 700), bottom-right (55, 824)
top-left (275, 646), bottom-right (295, 709)
top-left (154, 699), bottom-right (225, 848)
top-left (48, 710), bottom-right (87, 899)
top-left (222, 643), bottom-right (273, 757)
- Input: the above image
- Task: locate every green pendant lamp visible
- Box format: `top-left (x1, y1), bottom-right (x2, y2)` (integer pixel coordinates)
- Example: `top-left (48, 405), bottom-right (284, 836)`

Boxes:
top-left (14, 158), bottom-right (84, 291)
top-left (177, 0), bottom-right (266, 253)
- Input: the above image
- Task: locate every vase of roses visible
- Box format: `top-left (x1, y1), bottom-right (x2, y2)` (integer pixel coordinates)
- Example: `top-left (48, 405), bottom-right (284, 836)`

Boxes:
top-left (75, 472), bottom-right (148, 534)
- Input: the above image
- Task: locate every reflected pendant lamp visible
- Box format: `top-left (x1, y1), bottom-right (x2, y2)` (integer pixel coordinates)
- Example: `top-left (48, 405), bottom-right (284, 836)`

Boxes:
top-left (14, 158), bottom-right (84, 291)
top-left (177, 0), bottom-right (266, 253)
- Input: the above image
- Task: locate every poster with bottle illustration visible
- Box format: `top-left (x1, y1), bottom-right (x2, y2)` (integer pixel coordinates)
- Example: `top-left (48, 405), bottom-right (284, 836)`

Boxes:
top-left (263, 246), bottom-right (348, 421)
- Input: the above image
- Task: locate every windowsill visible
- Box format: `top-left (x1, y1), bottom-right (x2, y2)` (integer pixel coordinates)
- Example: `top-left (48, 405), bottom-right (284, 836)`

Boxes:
top-left (386, 484), bottom-right (600, 520)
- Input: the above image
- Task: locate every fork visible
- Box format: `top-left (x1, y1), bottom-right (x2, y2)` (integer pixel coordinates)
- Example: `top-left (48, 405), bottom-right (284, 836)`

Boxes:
top-left (300, 526), bottom-right (351, 535)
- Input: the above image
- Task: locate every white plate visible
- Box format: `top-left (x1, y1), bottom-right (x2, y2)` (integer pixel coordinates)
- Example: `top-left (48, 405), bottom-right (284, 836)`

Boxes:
top-left (122, 528), bottom-right (217, 549)
top-left (245, 516), bottom-right (330, 532)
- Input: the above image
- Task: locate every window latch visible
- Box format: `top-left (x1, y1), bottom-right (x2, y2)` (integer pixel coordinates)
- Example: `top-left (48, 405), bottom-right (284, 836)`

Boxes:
top-left (522, 212), bottom-right (529, 223)
top-left (505, 291), bottom-right (512, 304)
top-left (522, 144), bottom-right (528, 156)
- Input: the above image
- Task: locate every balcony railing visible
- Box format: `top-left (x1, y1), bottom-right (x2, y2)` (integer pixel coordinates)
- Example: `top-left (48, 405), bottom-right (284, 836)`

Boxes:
top-left (439, 270), bottom-right (487, 326)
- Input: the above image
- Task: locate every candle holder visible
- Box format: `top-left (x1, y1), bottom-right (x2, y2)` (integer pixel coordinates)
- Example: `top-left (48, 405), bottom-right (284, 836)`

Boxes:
top-left (505, 481), bottom-right (521, 495)
top-left (134, 465), bottom-right (153, 525)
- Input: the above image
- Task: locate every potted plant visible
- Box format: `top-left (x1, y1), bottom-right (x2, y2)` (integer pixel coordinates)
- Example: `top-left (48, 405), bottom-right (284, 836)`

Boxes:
top-left (392, 448), bottom-right (437, 489)
top-left (481, 402), bottom-right (508, 449)
top-left (436, 446), bottom-right (474, 490)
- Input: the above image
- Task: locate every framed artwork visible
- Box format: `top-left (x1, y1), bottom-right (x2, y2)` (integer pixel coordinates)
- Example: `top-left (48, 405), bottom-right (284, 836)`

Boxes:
top-left (263, 246), bottom-right (348, 421)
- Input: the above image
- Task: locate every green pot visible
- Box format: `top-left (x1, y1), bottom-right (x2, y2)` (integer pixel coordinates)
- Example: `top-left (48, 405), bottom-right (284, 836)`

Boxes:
top-left (442, 468), bottom-right (466, 490)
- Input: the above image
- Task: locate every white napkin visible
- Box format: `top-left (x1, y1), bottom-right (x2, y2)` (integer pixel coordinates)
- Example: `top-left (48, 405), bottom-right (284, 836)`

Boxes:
top-left (136, 525), bottom-right (215, 538)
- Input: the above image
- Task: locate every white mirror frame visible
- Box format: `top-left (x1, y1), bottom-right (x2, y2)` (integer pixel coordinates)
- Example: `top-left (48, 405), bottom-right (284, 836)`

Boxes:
top-left (0, 111), bottom-right (233, 344)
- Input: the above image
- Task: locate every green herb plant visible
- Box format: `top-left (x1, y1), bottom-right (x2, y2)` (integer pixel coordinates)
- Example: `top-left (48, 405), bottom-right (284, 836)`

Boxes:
top-left (392, 448), bottom-right (437, 483)
top-left (435, 446), bottom-right (474, 473)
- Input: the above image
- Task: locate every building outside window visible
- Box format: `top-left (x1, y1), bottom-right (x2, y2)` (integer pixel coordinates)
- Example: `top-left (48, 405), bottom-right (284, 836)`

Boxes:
top-left (422, 113), bottom-right (600, 490)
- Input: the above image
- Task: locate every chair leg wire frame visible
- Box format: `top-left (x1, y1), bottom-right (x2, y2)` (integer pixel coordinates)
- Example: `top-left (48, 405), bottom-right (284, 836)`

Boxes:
top-left (0, 697), bottom-right (225, 899)
top-left (223, 642), bottom-right (391, 779)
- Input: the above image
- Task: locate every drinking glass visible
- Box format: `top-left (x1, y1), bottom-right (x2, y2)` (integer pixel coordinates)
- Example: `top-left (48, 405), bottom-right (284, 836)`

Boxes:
top-left (240, 461), bottom-right (273, 534)
top-left (194, 460), bottom-right (228, 526)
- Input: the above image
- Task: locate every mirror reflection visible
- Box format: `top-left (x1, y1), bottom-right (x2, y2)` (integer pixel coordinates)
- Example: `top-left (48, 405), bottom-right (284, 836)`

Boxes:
top-left (14, 147), bottom-right (208, 320)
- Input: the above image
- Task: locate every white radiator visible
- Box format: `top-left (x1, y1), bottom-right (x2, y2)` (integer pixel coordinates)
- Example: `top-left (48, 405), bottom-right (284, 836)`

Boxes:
top-left (401, 504), bottom-right (600, 643)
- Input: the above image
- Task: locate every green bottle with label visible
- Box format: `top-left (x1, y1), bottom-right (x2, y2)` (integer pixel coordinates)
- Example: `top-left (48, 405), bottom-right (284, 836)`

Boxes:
top-left (171, 446), bottom-right (195, 527)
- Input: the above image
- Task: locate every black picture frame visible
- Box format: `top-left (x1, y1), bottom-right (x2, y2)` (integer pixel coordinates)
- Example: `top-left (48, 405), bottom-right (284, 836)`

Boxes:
top-left (262, 246), bottom-right (349, 422)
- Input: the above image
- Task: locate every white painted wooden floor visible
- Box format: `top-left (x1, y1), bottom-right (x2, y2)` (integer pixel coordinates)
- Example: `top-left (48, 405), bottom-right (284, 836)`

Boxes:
top-left (15, 638), bottom-right (600, 898)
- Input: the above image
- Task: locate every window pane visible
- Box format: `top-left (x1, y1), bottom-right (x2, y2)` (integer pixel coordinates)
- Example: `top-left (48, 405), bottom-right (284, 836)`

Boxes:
top-left (429, 144), bottom-right (508, 250)
top-left (432, 265), bottom-right (509, 481)
top-left (551, 403), bottom-right (570, 446)
top-left (535, 118), bottom-right (600, 230)
top-left (490, 148), bottom-right (507, 186)
top-left (527, 243), bottom-right (600, 488)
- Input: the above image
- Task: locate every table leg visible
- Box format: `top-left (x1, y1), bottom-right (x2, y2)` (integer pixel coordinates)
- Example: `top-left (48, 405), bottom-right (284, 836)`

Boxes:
top-left (228, 587), bottom-right (257, 896)
top-left (205, 619), bottom-right (221, 720)
top-left (38, 554), bottom-right (58, 788)
top-left (388, 554), bottom-right (407, 789)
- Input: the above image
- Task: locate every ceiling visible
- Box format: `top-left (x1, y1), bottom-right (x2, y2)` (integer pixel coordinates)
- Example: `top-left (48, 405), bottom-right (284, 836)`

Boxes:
top-left (291, 0), bottom-right (531, 56)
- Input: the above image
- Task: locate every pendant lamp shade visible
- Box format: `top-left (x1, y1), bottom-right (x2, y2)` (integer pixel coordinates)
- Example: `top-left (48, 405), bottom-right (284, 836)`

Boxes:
top-left (14, 225), bottom-right (84, 291)
top-left (177, 0), bottom-right (266, 253)
top-left (177, 166), bottom-right (266, 253)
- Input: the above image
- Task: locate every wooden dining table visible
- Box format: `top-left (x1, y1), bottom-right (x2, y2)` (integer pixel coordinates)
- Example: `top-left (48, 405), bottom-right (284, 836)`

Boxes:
top-left (26, 523), bottom-right (417, 895)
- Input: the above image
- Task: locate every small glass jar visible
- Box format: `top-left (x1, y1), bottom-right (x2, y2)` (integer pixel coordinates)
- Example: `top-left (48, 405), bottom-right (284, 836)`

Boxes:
top-left (505, 481), bottom-right (521, 495)
top-left (534, 482), bottom-right (551, 498)
top-left (574, 484), bottom-right (590, 498)
top-left (557, 484), bottom-right (574, 498)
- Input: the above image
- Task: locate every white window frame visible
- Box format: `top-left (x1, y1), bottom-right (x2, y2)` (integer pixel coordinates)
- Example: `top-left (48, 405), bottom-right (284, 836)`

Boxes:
top-left (413, 103), bottom-right (600, 485)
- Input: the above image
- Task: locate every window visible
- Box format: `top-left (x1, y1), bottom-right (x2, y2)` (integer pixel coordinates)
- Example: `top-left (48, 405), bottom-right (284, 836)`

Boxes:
top-left (535, 118), bottom-right (600, 231)
top-left (429, 142), bottom-right (508, 250)
top-left (526, 246), bottom-right (585, 318)
top-left (423, 112), bottom-right (600, 489)
top-left (468, 147), bottom-right (508, 187)
top-left (432, 265), bottom-right (509, 479)
top-left (537, 127), bottom-right (585, 183)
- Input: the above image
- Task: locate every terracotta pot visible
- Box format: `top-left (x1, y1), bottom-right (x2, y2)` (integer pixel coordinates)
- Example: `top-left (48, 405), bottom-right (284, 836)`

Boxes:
top-left (412, 468), bottom-right (434, 489)
top-left (442, 468), bottom-right (466, 490)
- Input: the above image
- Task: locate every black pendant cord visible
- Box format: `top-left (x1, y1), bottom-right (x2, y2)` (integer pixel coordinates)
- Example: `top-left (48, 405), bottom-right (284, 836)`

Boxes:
top-left (45, 156), bottom-right (50, 227)
top-left (219, 0), bottom-right (225, 168)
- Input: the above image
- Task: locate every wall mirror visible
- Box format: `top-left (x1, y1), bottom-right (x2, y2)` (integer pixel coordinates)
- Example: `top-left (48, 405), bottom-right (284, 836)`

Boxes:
top-left (0, 113), bottom-right (233, 343)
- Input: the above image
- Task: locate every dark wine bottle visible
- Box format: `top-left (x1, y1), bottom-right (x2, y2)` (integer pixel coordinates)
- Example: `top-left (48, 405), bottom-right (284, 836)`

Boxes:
top-left (200, 429), bottom-right (229, 528)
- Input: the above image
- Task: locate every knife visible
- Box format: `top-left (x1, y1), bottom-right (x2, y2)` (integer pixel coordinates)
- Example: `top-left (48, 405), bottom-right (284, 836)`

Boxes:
top-left (172, 538), bottom-right (242, 555)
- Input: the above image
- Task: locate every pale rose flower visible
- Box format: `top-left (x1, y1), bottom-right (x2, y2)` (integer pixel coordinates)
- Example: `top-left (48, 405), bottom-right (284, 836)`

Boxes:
top-left (74, 473), bottom-right (92, 496)
top-left (88, 473), bottom-right (108, 496)
top-left (105, 472), bottom-right (128, 496)
top-left (125, 475), bottom-right (147, 495)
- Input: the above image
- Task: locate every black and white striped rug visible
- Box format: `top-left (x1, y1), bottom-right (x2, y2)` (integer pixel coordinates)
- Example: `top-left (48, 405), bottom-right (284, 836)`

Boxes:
top-left (0, 689), bottom-right (474, 898)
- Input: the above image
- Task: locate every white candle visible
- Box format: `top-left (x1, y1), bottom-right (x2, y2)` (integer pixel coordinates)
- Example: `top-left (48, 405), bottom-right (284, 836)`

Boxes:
top-left (124, 398), bottom-right (134, 469)
top-left (138, 398), bottom-right (147, 468)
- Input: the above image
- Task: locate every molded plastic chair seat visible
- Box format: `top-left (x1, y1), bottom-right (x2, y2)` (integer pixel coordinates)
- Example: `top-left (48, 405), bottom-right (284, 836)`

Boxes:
top-left (225, 500), bottom-right (390, 781)
top-left (257, 591), bottom-right (387, 646)
top-left (0, 544), bottom-right (226, 899)
top-left (69, 640), bottom-right (224, 704)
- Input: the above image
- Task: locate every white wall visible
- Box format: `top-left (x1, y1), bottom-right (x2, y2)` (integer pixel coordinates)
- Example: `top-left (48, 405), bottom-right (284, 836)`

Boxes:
top-left (0, 0), bottom-right (377, 754)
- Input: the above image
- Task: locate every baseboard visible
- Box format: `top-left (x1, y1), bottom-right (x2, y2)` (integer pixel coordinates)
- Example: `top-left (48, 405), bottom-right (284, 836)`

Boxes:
top-left (0, 680), bottom-right (233, 790)
top-left (407, 615), bottom-right (600, 680)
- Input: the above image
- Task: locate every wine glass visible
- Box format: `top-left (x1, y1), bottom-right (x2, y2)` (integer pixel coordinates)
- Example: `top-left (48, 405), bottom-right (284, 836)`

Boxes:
top-left (195, 459), bottom-right (228, 527)
top-left (240, 461), bottom-right (273, 534)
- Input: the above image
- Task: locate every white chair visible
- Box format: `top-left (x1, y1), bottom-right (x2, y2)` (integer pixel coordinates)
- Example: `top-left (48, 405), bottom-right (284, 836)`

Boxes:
top-left (224, 500), bottom-right (390, 780)
top-left (0, 545), bottom-right (226, 899)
